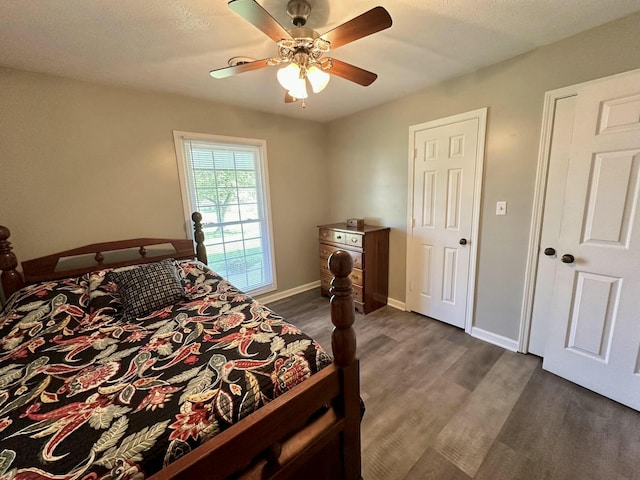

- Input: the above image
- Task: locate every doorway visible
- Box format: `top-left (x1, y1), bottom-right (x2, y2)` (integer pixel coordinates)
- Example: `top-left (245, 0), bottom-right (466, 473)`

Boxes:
top-left (522, 69), bottom-right (640, 410)
top-left (406, 108), bottom-right (487, 331)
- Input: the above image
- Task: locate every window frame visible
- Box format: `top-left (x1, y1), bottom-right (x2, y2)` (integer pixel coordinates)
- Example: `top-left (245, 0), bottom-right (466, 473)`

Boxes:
top-left (173, 130), bottom-right (277, 296)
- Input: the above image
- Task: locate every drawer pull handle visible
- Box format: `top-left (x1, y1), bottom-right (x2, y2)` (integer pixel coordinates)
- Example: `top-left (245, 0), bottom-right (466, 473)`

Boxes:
top-left (336, 235), bottom-right (342, 239)
top-left (351, 238), bottom-right (358, 243)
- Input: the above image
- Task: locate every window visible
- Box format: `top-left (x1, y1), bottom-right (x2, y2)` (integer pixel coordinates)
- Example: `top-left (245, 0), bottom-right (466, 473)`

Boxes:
top-left (173, 131), bottom-right (276, 295)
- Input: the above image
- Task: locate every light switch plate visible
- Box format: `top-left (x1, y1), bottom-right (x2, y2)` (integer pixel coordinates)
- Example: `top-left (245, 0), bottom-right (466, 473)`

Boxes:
top-left (496, 201), bottom-right (507, 215)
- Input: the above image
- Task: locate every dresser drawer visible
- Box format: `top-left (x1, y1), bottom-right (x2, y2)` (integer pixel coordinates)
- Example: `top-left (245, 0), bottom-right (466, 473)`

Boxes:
top-left (319, 259), bottom-right (332, 276)
top-left (349, 268), bottom-right (363, 286)
top-left (319, 244), bottom-right (362, 270)
top-left (351, 251), bottom-right (363, 270)
top-left (346, 232), bottom-right (363, 248)
top-left (331, 230), bottom-right (347, 244)
top-left (352, 284), bottom-right (363, 303)
top-left (321, 273), bottom-right (332, 291)
top-left (319, 228), bottom-right (346, 245)
top-left (319, 244), bottom-right (335, 260)
top-left (319, 228), bottom-right (332, 242)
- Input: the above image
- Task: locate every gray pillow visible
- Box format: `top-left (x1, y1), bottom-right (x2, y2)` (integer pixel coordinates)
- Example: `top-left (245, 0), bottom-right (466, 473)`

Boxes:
top-left (110, 259), bottom-right (184, 321)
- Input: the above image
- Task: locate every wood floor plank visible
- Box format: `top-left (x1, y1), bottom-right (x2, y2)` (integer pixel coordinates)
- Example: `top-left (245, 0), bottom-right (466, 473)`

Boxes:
top-left (404, 447), bottom-right (471, 480)
top-left (498, 365), bottom-right (640, 480)
top-left (362, 374), bottom-right (470, 480)
top-left (551, 389), bottom-right (635, 480)
top-left (615, 404), bottom-right (640, 480)
top-left (443, 340), bottom-right (504, 392)
top-left (433, 351), bottom-right (538, 477)
top-left (359, 334), bottom-right (468, 442)
top-left (360, 335), bottom-right (466, 415)
top-left (474, 441), bottom-right (554, 480)
top-left (496, 365), bottom-right (574, 463)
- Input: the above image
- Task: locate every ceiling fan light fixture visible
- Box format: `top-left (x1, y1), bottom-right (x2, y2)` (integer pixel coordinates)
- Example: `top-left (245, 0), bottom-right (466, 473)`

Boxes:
top-left (277, 63), bottom-right (301, 91)
top-left (288, 77), bottom-right (308, 99)
top-left (307, 65), bottom-right (330, 93)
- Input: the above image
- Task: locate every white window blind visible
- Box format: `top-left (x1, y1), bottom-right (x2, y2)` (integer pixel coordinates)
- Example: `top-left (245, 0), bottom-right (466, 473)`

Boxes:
top-left (174, 132), bottom-right (276, 294)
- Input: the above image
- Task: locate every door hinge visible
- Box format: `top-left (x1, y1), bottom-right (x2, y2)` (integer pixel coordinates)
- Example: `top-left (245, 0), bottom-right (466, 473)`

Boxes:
top-left (411, 218), bottom-right (416, 228)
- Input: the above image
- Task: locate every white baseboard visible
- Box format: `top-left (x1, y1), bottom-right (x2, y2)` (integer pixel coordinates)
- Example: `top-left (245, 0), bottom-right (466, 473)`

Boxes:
top-left (256, 280), bottom-right (320, 305)
top-left (470, 326), bottom-right (519, 352)
top-left (387, 297), bottom-right (406, 311)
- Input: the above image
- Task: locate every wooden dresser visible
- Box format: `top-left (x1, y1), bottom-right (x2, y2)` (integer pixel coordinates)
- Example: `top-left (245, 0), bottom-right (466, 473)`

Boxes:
top-left (319, 223), bottom-right (390, 314)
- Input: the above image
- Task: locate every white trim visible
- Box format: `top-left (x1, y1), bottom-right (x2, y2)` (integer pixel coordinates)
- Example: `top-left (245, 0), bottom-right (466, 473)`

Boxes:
top-left (517, 68), bottom-right (640, 353)
top-left (471, 327), bottom-right (519, 352)
top-left (173, 131), bottom-right (196, 238)
top-left (257, 280), bottom-right (320, 305)
top-left (172, 130), bottom-right (278, 294)
top-left (406, 107), bottom-right (488, 334)
top-left (386, 297), bottom-right (406, 311)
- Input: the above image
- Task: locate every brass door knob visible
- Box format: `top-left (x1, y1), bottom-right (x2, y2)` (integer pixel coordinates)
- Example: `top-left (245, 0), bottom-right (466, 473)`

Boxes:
top-left (561, 254), bottom-right (575, 264)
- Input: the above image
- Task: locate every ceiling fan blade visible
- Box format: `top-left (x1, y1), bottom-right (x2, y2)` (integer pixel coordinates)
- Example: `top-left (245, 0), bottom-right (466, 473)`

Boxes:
top-left (209, 58), bottom-right (271, 79)
top-left (228, 0), bottom-right (292, 43)
top-left (325, 58), bottom-right (378, 86)
top-left (320, 6), bottom-right (392, 50)
top-left (284, 92), bottom-right (298, 103)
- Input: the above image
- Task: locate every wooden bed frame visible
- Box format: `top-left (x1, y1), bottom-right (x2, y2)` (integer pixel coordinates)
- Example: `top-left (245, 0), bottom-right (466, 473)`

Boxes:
top-left (0, 213), bottom-right (361, 480)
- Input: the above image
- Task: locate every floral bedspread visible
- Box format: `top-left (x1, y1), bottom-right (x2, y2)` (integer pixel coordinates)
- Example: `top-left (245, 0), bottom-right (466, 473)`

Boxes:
top-left (0, 261), bottom-right (331, 480)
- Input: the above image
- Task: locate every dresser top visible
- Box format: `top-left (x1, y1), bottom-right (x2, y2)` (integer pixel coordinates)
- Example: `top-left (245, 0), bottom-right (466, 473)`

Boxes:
top-left (318, 223), bottom-right (390, 234)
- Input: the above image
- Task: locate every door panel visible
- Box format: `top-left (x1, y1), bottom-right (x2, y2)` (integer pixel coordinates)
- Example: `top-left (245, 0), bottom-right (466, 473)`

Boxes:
top-left (583, 150), bottom-right (638, 245)
top-left (565, 271), bottom-right (619, 360)
top-left (541, 70), bottom-right (640, 410)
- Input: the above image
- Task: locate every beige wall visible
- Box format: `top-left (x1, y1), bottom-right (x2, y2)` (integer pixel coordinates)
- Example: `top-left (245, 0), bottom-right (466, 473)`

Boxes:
top-left (326, 13), bottom-right (640, 340)
top-left (0, 68), bottom-right (330, 296)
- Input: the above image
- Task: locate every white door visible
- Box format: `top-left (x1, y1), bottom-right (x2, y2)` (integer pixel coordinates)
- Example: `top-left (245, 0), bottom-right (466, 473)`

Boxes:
top-left (407, 109), bottom-right (486, 329)
top-left (528, 95), bottom-right (577, 356)
top-left (541, 70), bottom-right (640, 411)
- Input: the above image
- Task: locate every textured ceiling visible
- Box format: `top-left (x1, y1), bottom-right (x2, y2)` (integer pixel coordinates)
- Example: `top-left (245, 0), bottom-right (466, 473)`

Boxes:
top-left (1, 0), bottom-right (638, 122)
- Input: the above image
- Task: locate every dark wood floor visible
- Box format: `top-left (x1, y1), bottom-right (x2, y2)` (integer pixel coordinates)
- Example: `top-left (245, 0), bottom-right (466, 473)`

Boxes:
top-left (268, 289), bottom-right (640, 480)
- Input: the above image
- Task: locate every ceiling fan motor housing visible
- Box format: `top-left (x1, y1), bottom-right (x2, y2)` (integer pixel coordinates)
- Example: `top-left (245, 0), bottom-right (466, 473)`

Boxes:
top-left (289, 27), bottom-right (319, 42)
top-left (287, 0), bottom-right (311, 27)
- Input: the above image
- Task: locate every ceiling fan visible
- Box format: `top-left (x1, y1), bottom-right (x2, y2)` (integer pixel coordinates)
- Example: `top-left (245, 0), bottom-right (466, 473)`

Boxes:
top-left (209, 0), bottom-right (392, 103)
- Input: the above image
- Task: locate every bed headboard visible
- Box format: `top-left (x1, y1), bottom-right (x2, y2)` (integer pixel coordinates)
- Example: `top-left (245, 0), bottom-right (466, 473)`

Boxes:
top-left (0, 212), bottom-right (207, 299)
top-left (0, 226), bottom-right (25, 300)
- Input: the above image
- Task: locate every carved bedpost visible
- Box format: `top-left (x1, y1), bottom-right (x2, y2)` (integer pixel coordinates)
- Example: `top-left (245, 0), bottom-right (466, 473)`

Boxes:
top-left (191, 212), bottom-right (208, 265)
top-left (328, 250), bottom-right (361, 480)
top-left (329, 250), bottom-right (356, 367)
top-left (0, 226), bottom-right (25, 299)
